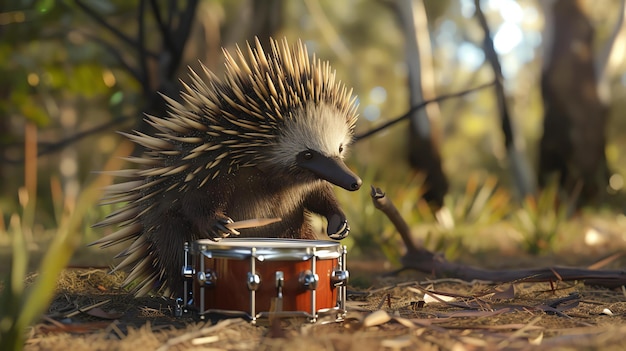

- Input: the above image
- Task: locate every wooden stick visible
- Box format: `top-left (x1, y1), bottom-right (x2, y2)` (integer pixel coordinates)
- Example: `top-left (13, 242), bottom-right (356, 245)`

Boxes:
top-left (226, 217), bottom-right (282, 230)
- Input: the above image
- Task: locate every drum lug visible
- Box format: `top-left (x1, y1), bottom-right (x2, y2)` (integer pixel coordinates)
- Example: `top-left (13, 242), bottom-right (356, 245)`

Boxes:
top-left (331, 269), bottom-right (349, 287)
top-left (247, 272), bottom-right (261, 291)
top-left (299, 270), bottom-right (319, 290)
top-left (174, 297), bottom-right (184, 317)
top-left (197, 270), bottom-right (217, 287)
top-left (275, 271), bottom-right (284, 298)
top-left (182, 265), bottom-right (195, 279)
top-left (180, 242), bottom-right (195, 316)
top-left (182, 243), bottom-right (195, 279)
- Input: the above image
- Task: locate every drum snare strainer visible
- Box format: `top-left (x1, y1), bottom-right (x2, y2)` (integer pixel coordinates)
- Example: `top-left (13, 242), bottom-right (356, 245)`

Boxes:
top-left (180, 238), bottom-right (349, 323)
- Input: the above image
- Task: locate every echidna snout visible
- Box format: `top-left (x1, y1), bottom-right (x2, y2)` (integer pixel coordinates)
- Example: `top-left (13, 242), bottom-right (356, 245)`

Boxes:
top-left (295, 150), bottom-right (361, 191)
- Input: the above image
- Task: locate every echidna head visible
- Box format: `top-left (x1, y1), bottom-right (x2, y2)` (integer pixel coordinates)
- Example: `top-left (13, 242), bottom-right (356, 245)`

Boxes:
top-left (267, 103), bottom-right (361, 191)
top-left (145, 38), bottom-right (362, 192)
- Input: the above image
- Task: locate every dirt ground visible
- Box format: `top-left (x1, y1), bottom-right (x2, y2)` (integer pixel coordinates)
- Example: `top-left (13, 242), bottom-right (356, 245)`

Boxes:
top-left (21, 258), bottom-right (626, 351)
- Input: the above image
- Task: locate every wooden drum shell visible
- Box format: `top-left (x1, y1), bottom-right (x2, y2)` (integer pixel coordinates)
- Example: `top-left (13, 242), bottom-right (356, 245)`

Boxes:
top-left (194, 255), bottom-right (338, 313)
top-left (189, 238), bottom-right (346, 320)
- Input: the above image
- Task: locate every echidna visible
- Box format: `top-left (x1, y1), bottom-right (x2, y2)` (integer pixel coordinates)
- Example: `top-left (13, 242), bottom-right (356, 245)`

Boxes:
top-left (93, 38), bottom-right (361, 296)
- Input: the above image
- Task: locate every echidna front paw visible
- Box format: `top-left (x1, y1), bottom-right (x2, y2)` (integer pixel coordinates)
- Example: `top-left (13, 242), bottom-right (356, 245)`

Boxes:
top-left (208, 217), bottom-right (240, 241)
top-left (327, 213), bottom-right (350, 240)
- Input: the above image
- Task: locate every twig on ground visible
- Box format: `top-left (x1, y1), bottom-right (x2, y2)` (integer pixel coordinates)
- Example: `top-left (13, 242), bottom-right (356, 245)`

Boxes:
top-left (65, 299), bottom-right (111, 318)
top-left (105, 320), bottom-right (126, 340)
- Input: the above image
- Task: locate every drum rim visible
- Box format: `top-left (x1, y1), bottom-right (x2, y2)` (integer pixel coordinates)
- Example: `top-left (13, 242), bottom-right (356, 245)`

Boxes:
top-left (191, 238), bottom-right (343, 260)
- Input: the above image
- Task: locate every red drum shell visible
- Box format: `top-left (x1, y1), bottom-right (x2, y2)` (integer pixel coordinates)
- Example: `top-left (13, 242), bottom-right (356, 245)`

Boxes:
top-left (191, 238), bottom-right (342, 316)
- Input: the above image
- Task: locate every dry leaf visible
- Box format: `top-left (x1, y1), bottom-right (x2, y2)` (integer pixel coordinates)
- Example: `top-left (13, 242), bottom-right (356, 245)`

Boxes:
top-left (450, 342), bottom-right (468, 351)
top-left (191, 335), bottom-right (219, 345)
top-left (362, 310), bottom-right (391, 327)
top-left (529, 332), bottom-right (544, 345)
top-left (459, 336), bottom-right (488, 346)
top-left (424, 292), bottom-right (456, 304)
top-left (380, 336), bottom-right (412, 349)
top-left (393, 316), bottom-right (416, 328)
top-left (601, 308), bottom-right (614, 316)
top-left (346, 301), bottom-right (371, 312)
top-left (491, 284), bottom-right (515, 300)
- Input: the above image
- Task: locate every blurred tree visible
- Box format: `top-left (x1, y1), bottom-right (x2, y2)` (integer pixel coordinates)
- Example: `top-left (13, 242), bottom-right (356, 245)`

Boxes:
top-left (0, 0), bottom-right (284, 224)
top-left (0, 0), bottom-right (132, 214)
top-left (72, 0), bottom-right (200, 136)
top-left (390, 0), bottom-right (449, 208)
top-left (539, 0), bottom-right (610, 203)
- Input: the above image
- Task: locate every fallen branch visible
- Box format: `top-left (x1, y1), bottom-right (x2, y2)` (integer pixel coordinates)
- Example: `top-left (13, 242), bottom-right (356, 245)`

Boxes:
top-left (371, 186), bottom-right (626, 288)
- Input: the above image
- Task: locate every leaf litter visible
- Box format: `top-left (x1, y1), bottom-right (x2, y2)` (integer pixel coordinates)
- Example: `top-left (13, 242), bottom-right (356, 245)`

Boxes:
top-left (22, 267), bottom-right (626, 351)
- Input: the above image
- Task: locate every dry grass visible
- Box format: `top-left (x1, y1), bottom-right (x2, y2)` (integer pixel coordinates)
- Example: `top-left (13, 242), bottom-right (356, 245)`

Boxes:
top-left (20, 264), bottom-right (626, 351)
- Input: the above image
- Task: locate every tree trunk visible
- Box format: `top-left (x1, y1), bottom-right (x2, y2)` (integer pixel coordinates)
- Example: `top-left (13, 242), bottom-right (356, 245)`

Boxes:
top-left (393, 0), bottom-right (448, 208)
top-left (539, 0), bottom-right (609, 203)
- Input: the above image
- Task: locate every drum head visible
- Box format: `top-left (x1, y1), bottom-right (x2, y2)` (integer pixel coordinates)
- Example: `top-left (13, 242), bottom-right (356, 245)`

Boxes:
top-left (192, 238), bottom-right (342, 260)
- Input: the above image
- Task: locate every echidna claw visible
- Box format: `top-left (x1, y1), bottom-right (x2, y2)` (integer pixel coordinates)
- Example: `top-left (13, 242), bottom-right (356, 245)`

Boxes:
top-left (370, 185), bottom-right (385, 199)
top-left (328, 222), bottom-right (349, 240)
top-left (211, 217), bottom-right (240, 240)
top-left (327, 214), bottom-right (349, 240)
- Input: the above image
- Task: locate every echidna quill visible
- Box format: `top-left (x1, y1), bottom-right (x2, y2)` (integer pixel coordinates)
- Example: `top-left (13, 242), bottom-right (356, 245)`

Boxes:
top-left (93, 37), bottom-right (361, 297)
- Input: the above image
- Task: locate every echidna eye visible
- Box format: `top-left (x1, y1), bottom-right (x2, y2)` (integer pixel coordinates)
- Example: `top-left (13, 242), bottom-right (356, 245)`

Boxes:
top-left (339, 144), bottom-right (344, 153)
top-left (303, 151), bottom-right (313, 160)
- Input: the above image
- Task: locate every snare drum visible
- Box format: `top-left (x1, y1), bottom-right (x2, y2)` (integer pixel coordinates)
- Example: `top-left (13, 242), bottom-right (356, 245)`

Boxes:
top-left (181, 238), bottom-right (349, 323)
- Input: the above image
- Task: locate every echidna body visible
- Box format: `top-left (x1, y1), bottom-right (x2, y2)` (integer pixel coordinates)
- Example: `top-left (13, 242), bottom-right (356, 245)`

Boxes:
top-left (93, 38), bottom-right (361, 296)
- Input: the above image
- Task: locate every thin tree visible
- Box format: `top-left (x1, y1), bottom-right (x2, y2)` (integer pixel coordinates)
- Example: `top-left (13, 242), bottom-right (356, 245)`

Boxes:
top-left (390, 0), bottom-right (449, 208)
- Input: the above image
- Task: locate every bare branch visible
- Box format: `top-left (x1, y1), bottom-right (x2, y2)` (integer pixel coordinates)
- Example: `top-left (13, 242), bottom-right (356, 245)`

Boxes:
top-left (80, 32), bottom-right (142, 83)
top-left (1, 116), bottom-right (132, 165)
top-left (149, 0), bottom-right (176, 54)
top-left (138, 0), bottom-right (150, 92)
top-left (370, 186), bottom-right (420, 255)
top-left (74, 0), bottom-right (159, 59)
top-left (474, 0), bottom-right (535, 197)
top-left (354, 81), bottom-right (495, 142)
top-left (473, 0), bottom-right (511, 148)
top-left (167, 0), bottom-right (176, 30)
top-left (74, 0), bottom-right (137, 50)
top-left (167, 0), bottom-right (199, 78)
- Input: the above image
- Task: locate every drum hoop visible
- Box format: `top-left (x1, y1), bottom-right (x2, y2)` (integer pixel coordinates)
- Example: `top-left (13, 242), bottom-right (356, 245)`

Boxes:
top-left (191, 238), bottom-right (342, 260)
top-left (197, 307), bottom-right (345, 323)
